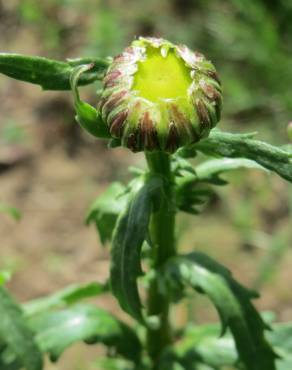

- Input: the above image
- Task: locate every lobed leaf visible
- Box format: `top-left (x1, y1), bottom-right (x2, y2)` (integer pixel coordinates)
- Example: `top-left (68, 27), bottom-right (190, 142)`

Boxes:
top-left (110, 176), bottom-right (163, 322)
top-left (0, 53), bottom-right (109, 90)
top-left (0, 287), bottom-right (43, 370)
top-left (86, 182), bottom-right (130, 245)
top-left (161, 252), bottom-right (277, 370)
top-left (28, 304), bottom-right (141, 363)
top-left (178, 129), bottom-right (292, 182)
top-left (23, 281), bottom-right (107, 316)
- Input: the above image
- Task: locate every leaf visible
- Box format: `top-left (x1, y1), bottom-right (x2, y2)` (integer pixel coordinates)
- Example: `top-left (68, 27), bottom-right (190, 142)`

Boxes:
top-left (94, 357), bottom-right (134, 370)
top-left (174, 158), bottom-right (267, 215)
top-left (159, 323), bottom-right (237, 370)
top-left (110, 176), bottom-right (163, 322)
top-left (0, 203), bottom-right (22, 221)
top-left (195, 157), bottom-right (267, 184)
top-left (86, 182), bottom-right (129, 245)
top-left (172, 156), bottom-right (196, 177)
top-left (268, 322), bottom-right (292, 370)
top-left (70, 64), bottom-right (111, 138)
top-left (23, 281), bottom-right (107, 316)
top-left (161, 252), bottom-right (277, 370)
top-left (0, 286), bottom-right (43, 370)
top-left (0, 270), bottom-right (12, 286)
top-left (0, 53), bottom-right (109, 90)
top-left (0, 353), bottom-right (22, 370)
top-left (28, 304), bottom-right (141, 363)
top-left (178, 129), bottom-right (292, 182)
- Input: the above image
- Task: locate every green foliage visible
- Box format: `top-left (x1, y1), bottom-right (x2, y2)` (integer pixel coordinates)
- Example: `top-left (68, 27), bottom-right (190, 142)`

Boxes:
top-left (70, 64), bottom-right (111, 138)
top-left (160, 321), bottom-right (292, 370)
top-left (268, 322), bottom-right (292, 370)
top-left (160, 252), bottom-right (277, 370)
top-left (28, 304), bottom-right (141, 363)
top-left (194, 157), bottom-right (267, 184)
top-left (110, 175), bottom-right (163, 322)
top-left (0, 287), bottom-right (43, 370)
top-left (23, 281), bottom-right (107, 316)
top-left (179, 129), bottom-right (292, 182)
top-left (0, 271), bottom-right (11, 286)
top-left (174, 156), bottom-right (269, 214)
top-left (1, 10), bottom-right (292, 369)
top-left (86, 182), bottom-right (129, 245)
top-left (94, 357), bottom-right (134, 370)
top-left (159, 323), bottom-right (237, 369)
top-left (0, 54), bottom-right (109, 90)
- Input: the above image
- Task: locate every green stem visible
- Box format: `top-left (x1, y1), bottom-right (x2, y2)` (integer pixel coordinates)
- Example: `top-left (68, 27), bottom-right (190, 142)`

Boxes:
top-left (145, 151), bottom-right (176, 366)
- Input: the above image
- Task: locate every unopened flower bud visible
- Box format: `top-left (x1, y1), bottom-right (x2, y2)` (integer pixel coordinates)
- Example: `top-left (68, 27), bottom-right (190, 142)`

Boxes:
top-left (99, 37), bottom-right (222, 153)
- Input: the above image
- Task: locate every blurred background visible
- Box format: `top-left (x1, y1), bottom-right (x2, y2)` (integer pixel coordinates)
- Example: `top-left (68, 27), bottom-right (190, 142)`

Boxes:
top-left (0, 0), bottom-right (291, 369)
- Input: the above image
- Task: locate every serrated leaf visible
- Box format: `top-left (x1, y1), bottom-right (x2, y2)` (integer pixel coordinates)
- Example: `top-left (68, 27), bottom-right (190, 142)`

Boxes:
top-left (110, 176), bottom-right (163, 322)
top-left (161, 252), bottom-right (276, 370)
top-left (178, 129), bottom-right (292, 182)
top-left (28, 304), bottom-right (141, 363)
top-left (23, 281), bottom-right (107, 316)
top-left (86, 182), bottom-right (129, 245)
top-left (0, 287), bottom-right (43, 370)
top-left (0, 53), bottom-right (109, 90)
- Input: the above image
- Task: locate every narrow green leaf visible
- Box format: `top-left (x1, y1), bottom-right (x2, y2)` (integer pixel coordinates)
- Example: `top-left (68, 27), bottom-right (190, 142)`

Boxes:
top-left (110, 176), bottom-right (163, 322)
top-left (0, 287), bottom-right (43, 370)
top-left (23, 281), bottom-right (107, 316)
top-left (86, 182), bottom-right (129, 245)
top-left (0, 53), bottom-right (109, 90)
top-left (28, 304), bottom-right (141, 363)
top-left (161, 252), bottom-right (277, 370)
top-left (178, 129), bottom-right (292, 182)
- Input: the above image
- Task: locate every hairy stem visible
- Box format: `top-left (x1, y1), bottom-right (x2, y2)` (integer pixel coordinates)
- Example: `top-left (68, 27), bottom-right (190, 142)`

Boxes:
top-left (145, 151), bottom-right (176, 366)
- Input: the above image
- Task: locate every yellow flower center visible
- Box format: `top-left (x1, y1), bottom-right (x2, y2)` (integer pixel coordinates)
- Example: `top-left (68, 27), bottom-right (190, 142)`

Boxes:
top-left (133, 47), bottom-right (192, 103)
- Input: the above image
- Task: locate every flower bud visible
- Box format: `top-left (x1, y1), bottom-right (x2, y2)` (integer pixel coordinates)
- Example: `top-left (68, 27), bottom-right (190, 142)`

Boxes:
top-left (99, 37), bottom-right (222, 153)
